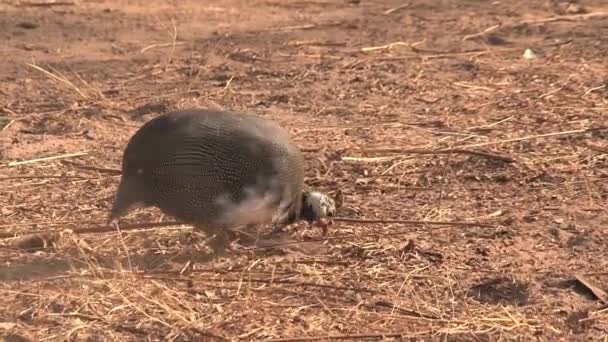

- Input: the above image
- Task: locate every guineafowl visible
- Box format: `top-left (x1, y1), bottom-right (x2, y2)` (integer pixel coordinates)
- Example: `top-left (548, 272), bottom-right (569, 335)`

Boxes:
top-left (109, 108), bottom-right (336, 255)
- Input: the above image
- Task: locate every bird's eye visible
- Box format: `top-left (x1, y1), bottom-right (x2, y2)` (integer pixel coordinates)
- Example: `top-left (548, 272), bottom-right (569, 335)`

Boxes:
top-left (327, 208), bottom-right (335, 217)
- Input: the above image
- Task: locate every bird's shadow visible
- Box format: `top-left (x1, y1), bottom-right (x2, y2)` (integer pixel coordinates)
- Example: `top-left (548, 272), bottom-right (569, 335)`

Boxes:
top-left (0, 230), bottom-right (327, 282)
top-left (0, 249), bottom-right (216, 282)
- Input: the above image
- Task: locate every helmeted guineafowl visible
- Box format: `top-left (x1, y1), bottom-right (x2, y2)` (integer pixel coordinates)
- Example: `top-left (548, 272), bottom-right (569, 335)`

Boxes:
top-left (109, 108), bottom-right (336, 255)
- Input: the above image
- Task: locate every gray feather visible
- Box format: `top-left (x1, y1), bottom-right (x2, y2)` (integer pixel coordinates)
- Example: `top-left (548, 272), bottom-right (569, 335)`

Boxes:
top-left (110, 109), bottom-right (309, 228)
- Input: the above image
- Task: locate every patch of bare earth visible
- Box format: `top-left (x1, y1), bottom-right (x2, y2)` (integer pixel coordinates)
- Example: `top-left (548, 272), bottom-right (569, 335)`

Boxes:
top-left (1, 0), bottom-right (608, 340)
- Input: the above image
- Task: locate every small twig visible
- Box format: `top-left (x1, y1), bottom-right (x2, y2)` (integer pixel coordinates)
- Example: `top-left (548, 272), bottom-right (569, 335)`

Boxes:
top-left (61, 160), bottom-right (122, 174)
top-left (462, 24), bottom-right (500, 41)
top-left (460, 127), bottom-right (605, 149)
top-left (277, 24), bottom-right (317, 31)
top-left (352, 127), bottom-right (608, 158)
top-left (383, 3), bottom-right (410, 15)
top-left (0, 175), bottom-right (98, 181)
top-left (361, 41), bottom-right (409, 52)
top-left (18, 0), bottom-right (76, 6)
top-left (147, 274), bottom-right (376, 294)
top-left (140, 41), bottom-right (186, 53)
top-left (466, 116), bottom-right (514, 131)
top-left (453, 82), bottom-right (496, 92)
top-left (341, 155), bottom-right (410, 163)
top-left (0, 220), bottom-right (188, 239)
top-left (159, 16), bottom-right (178, 65)
top-left (437, 140), bottom-right (456, 209)
top-left (352, 127), bottom-right (605, 157)
top-left (201, 75), bottom-right (235, 99)
top-left (4, 151), bottom-right (88, 167)
top-left (25, 63), bottom-right (90, 100)
top-left (349, 148), bottom-right (514, 163)
top-left (372, 300), bottom-right (437, 319)
top-left (539, 74), bottom-right (576, 98)
top-left (583, 84), bottom-right (606, 96)
top-left (585, 143), bottom-right (608, 154)
top-left (1, 119), bottom-right (15, 132)
top-left (113, 222), bottom-right (133, 271)
top-left (0, 219), bottom-right (104, 228)
top-left (296, 122), bottom-right (405, 132)
top-left (265, 331), bottom-right (428, 341)
top-left (580, 169), bottom-right (596, 206)
top-left (574, 273), bottom-right (608, 303)
top-left (278, 53), bottom-right (341, 60)
top-left (333, 217), bottom-right (494, 227)
top-left (285, 40), bottom-right (346, 47)
top-left (469, 12), bottom-right (608, 38)
top-left (1, 106), bottom-right (18, 116)
top-left (519, 11), bottom-right (608, 26)
top-left (373, 39), bottom-right (572, 61)
top-left (0, 217), bottom-right (494, 241)
top-left (272, 21), bottom-right (345, 32)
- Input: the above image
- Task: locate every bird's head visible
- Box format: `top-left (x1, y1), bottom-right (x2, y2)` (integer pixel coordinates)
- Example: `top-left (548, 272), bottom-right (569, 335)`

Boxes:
top-left (300, 191), bottom-right (339, 233)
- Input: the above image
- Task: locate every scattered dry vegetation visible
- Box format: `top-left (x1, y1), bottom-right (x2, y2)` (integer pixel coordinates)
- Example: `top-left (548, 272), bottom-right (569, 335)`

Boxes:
top-left (1, 0), bottom-right (608, 340)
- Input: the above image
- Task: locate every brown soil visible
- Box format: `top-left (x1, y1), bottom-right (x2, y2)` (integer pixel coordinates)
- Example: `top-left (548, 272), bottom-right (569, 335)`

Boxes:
top-left (1, 0), bottom-right (608, 341)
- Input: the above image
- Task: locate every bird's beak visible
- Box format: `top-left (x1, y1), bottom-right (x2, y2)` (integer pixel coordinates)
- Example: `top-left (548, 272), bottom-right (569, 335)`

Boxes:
top-left (312, 217), bottom-right (334, 236)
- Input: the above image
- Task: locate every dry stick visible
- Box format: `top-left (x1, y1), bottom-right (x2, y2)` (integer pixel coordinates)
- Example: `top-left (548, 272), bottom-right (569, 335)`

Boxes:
top-left (466, 115), bottom-right (514, 131)
top-left (356, 127), bottom-right (605, 160)
top-left (540, 74), bottom-right (576, 99)
top-left (164, 17), bottom-right (178, 64)
top-left (361, 42), bottom-right (409, 52)
top-left (18, 1), bottom-right (76, 6)
top-left (114, 222), bottom-right (133, 272)
top-left (0, 217), bottom-right (493, 240)
top-left (265, 331), bottom-right (430, 342)
top-left (201, 75), bottom-right (235, 99)
top-left (459, 127), bottom-right (605, 149)
top-left (342, 155), bottom-right (411, 163)
top-left (374, 49), bottom-right (510, 61)
top-left (586, 143), bottom-right (608, 154)
top-left (277, 24), bottom-right (317, 31)
top-left (462, 24), bottom-right (500, 41)
top-left (574, 273), bottom-right (608, 303)
top-left (437, 141), bottom-right (456, 209)
top-left (244, 226), bottom-right (496, 251)
top-left (333, 217), bottom-right (493, 227)
top-left (140, 41), bottom-right (187, 53)
top-left (468, 12), bottom-right (608, 39)
top-left (453, 82), bottom-right (495, 92)
top-left (146, 274), bottom-right (376, 294)
top-left (374, 38), bottom-right (572, 61)
top-left (0, 221), bottom-right (187, 239)
top-left (61, 160), bottom-right (122, 174)
top-left (583, 84), bottom-right (606, 96)
top-left (25, 63), bottom-right (89, 100)
top-left (0, 219), bottom-right (104, 228)
top-left (518, 11), bottom-right (608, 25)
top-left (356, 148), bottom-right (514, 163)
top-left (1, 106), bottom-right (18, 116)
top-left (372, 300), bottom-right (437, 319)
top-left (4, 151), bottom-right (88, 167)
top-left (0, 175), bottom-right (96, 181)
top-left (1, 119), bottom-right (15, 132)
top-left (383, 3), bottom-right (410, 15)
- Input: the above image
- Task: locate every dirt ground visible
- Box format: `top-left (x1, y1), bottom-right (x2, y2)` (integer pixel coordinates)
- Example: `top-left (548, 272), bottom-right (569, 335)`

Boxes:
top-left (1, 0), bottom-right (608, 340)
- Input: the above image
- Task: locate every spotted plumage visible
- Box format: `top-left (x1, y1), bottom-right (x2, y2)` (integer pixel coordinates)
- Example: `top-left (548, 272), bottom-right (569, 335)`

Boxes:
top-left (110, 108), bottom-right (336, 254)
